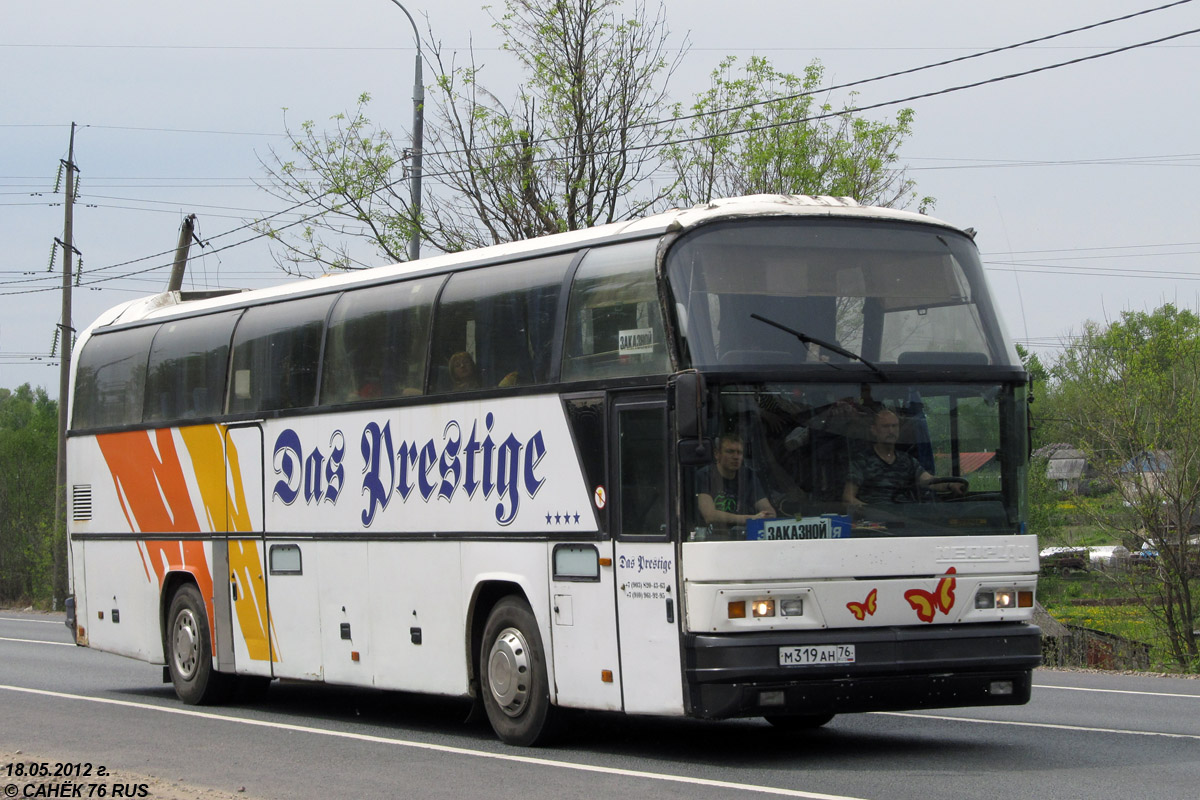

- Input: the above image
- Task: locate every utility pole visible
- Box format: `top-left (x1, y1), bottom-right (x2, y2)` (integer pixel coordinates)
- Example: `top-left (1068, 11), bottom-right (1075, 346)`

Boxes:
top-left (386, 0), bottom-right (424, 261)
top-left (52, 122), bottom-right (77, 609)
top-left (167, 214), bottom-right (197, 292)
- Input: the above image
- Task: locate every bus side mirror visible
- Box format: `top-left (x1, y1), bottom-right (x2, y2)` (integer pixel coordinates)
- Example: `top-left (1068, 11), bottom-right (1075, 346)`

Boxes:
top-left (673, 370), bottom-right (711, 466)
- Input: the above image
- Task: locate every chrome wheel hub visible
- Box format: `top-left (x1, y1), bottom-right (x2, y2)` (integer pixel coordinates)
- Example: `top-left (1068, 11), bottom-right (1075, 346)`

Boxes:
top-left (172, 608), bottom-right (200, 680)
top-left (487, 627), bottom-right (530, 717)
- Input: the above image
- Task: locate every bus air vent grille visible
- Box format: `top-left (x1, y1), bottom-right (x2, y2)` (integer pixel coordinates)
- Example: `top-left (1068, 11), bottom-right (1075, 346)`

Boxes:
top-left (72, 485), bottom-right (93, 521)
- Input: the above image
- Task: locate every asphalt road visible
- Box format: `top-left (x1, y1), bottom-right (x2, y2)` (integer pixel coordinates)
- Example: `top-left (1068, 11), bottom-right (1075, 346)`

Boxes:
top-left (2, 610), bottom-right (1198, 800)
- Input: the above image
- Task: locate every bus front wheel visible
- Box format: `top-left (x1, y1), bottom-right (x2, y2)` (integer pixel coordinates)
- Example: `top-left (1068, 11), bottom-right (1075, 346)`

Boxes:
top-left (480, 597), bottom-right (559, 746)
top-left (166, 584), bottom-right (231, 705)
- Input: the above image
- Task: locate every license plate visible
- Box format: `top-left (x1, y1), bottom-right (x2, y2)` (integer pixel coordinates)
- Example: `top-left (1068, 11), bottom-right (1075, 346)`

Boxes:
top-left (779, 644), bottom-right (856, 666)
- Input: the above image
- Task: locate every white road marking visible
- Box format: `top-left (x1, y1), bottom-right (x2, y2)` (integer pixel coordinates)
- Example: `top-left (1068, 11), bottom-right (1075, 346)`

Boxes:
top-left (1033, 683), bottom-right (1200, 700)
top-left (877, 711), bottom-right (1200, 739)
top-left (0, 636), bottom-right (75, 647)
top-left (0, 684), bottom-right (866, 800)
top-left (0, 616), bottom-right (64, 625)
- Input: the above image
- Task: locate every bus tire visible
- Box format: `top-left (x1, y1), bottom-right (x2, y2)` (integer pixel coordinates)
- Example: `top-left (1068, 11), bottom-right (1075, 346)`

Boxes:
top-left (764, 712), bottom-right (835, 730)
top-left (166, 584), bottom-right (231, 705)
top-left (480, 597), bottom-right (559, 746)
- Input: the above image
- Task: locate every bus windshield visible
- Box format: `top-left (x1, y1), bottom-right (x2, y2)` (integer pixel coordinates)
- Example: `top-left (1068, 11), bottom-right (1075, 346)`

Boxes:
top-left (684, 380), bottom-right (1027, 540)
top-left (665, 217), bottom-right (1017, 369)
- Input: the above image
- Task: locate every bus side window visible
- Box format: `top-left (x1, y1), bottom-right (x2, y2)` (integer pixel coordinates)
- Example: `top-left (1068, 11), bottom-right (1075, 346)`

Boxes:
top-left (562, 240), bottom-right (670, 382)
top-left (228, 295), bottom-right (333, 414)
top-left (429, 255), bottom-right (571, 393)
top-left (321, 278), bottom-right (440, 404)
top-left (618, 404), bottom-right (667, 537)
top-left (143, 310), bottom-right (240, 423)
top-left (72, 325), bottom-right (159, 430)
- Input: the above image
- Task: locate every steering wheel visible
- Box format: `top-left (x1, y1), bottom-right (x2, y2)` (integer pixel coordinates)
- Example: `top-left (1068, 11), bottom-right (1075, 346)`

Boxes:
top-left (891, 476), bottom-right (969, 504)
top-left (927, 476), bottom-right (970, 502)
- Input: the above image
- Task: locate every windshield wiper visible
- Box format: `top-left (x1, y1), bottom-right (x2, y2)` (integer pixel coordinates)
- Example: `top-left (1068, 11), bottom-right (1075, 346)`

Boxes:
top-left (750, 313), bottom-right (887, 380)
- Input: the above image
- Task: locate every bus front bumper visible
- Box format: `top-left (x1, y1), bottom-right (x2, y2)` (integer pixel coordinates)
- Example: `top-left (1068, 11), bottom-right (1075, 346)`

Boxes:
top-left (683, 622), bottom-right (1042, 719)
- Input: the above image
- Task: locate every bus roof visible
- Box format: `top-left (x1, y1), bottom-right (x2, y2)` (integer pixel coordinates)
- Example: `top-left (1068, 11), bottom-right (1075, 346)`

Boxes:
top-left (81, 194), bottom-right (960, 334)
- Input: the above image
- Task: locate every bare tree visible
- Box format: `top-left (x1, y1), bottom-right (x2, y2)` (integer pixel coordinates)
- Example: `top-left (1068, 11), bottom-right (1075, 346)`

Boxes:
top-left (421, 0), bottom-right (684, 250)
top-left (255, 0), bottom-right (683, 274)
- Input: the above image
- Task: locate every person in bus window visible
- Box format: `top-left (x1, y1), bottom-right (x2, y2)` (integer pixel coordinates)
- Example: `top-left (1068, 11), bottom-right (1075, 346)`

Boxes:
top-left (843, 407), bottom-right (964, 507)
top-left (448, 351), bottom-right (480, 391)
top-left (697, 432), bottom-right (777, 529)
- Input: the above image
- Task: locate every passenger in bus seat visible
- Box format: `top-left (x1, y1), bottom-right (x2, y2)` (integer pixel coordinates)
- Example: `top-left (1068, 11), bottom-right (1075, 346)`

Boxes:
top-left (843, 407), bottom-right (965, 507)
top-left (696, 432), bottom-right (777, 534)
top-left (448, 351), bottom-right (481, 390)
top-left (781, 388), bottom-right (874, 505)
top-left (355, 377), bottom-right (383, 400)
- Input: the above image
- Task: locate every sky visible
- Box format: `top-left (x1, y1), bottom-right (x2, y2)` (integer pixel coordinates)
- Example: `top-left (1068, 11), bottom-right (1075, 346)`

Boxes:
top-left (2, 0), bottom-right (1199, 396)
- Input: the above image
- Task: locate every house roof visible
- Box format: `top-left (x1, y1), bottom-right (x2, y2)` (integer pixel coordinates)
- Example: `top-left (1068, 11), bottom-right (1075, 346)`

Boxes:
top-left (1120, 450), bottom-right (1173, 473)
top-left (956, 452), bottom-right (996, 474)
top-left (1034, 443), bottom-right (1083, 460)
top-left (1047, 458), bottom-right (1086, 480)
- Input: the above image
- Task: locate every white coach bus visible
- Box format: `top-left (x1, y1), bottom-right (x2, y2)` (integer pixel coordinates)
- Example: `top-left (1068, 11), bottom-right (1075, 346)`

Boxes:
top-left (66, 195), bottom-right (1040, 745)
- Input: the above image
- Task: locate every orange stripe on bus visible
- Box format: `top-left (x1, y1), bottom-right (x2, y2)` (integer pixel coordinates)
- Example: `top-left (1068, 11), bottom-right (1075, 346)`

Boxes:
top-left (97, 429), bottom-right (201, 533)
top-left (178, 426), bottom-right (276, 662)
top-left (98, 429), bottom-right (216, 652)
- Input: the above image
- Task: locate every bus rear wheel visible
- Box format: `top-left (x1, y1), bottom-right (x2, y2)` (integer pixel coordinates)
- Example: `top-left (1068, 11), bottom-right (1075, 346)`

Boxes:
top-left (166, 583), bottom-right (232, 705)
top-left (480, 597), bottom-right (559, 746)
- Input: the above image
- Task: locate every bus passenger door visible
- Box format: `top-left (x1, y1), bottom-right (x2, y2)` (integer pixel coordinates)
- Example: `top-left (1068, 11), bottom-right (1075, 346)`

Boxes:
top-left (549, 396), bottom-right (622, 711)
top-left (221, 424), bottom-right (273, 678)
top-left (611, 398), bottom-right (684, 715)
top-left (252, 424), bottom-right (324, 681)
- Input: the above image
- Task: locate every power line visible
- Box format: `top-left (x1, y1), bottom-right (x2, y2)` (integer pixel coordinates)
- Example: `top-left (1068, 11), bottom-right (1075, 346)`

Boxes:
top-left (993, 251), bottom-right (1200, 264)
top-left (141, 14), bottom-right (1200, 291)
top-left (10, 6), bottom-right (1197, 294)
top-left (653, 25), bottom-right (1200, 151)
top-left (982, 240), bottom-right (1200, 257)
top-left (0, 196), bottom-right (339, 295)
top-left (984, 264), bottom-right (1200, 281)
top-left (909, 154), bottom-right (1200, 171)
top-left (86, 124), bottom-right (282, 137)
top-left (658, 0), bottom-right (1197, 130)
top-left (395, 22), bottom-right (1200, 181)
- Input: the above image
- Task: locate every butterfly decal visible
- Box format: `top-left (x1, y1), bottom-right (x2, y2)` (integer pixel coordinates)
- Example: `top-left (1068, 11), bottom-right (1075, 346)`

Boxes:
top-left (904, 567), bottom-right (957, 623)
top-left (846, 588), bottom-right (878, 621)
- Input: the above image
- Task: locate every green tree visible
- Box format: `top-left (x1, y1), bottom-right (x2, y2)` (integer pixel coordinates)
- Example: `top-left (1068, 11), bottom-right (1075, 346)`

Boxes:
top-left (1051, 305), bottom-right (1200, 669)
top-left (0, 384), bottom-right (58, 604)
top-left (1016, 343), bottom-right (1048, 386)
top-left (1017, 343), bottom-right (1059, 451)
top-left (667, 56), bottom-right (931, 210)
top-left (257, 96), bottom-right (412, 273)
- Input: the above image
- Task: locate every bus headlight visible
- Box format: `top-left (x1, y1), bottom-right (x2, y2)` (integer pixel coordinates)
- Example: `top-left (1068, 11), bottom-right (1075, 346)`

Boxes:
top-left (729, 598), bottom-right (783, 619)
top-left (751, 599), bottom-right (775, 618)
top-left (727, 593), bottom-right (809, 621)
top-left (974, 589), bottom-right (1034, 609)
top-left (779, 598), bottom-right (804, 616)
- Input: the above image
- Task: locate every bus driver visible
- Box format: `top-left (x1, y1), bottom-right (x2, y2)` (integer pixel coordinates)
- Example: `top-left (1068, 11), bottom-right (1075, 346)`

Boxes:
top-left (843, 408), bottom-right (965, 507)
top-left (697, 432), bottom-right (777, 530)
